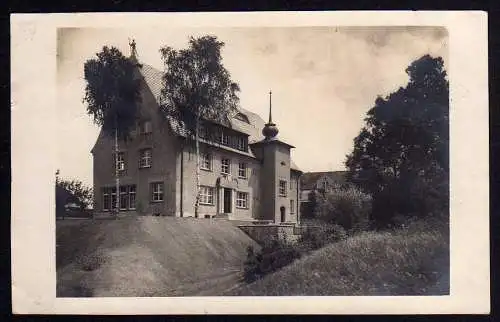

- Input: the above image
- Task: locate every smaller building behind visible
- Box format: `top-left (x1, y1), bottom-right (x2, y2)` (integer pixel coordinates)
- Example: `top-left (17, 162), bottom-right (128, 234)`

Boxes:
top-left (299, 171), bottom-right (348, 219)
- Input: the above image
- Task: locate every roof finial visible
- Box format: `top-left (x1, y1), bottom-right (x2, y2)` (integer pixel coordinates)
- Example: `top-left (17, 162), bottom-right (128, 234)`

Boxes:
top-left (268, 90), bottom-right (273, 124)
top-left (129, 38), bottom-right (138, 62)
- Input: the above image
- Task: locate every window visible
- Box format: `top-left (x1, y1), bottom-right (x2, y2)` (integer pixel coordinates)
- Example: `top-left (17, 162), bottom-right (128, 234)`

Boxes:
top-left (140, 149), bottom-right (152, 168)
top-left (198, 124), bottom-right (207, 139)
top-left (236, 136), bottom-right (247, 151)
top-left (290, 200), bottom-right (295, 214)
top-left (238, 162), bottom-right (247, 179)
top-left (115, 152), bottom-right (125, 171)
top-left (221, 158), bottom-right (231, 175)
top-left (151, 182), bottom-right (164, 202)
top-left (279, 180), bottom-right (287, 197)
top-left (129, 185), bottom-right (136, 210)
top-left (102, 188), bottom-right (110, 211)
top-left (200, 153), bottom-right (212, 171)
top-left (141, 120), bottom-right (152, 134)
top-left (236, 192), bottom-right (249, 209)
top-left (103, 185), bottom-right (136, 211)
top-left (290, 178), bottom-right (294, 190)
top-left (322, 180), bottom-right (328, 192)
top-left (120, 186), bottom-right (128, 210)
top-left (111, 187), bottom-right (117, 209)
top-left (221, 132), bottom-right (229, 145)
top-left (200, 186), bottom-right (214, 205)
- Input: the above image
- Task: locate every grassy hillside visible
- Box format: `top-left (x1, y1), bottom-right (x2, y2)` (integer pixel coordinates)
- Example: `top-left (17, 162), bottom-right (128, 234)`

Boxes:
top-left (56, 217), bottom-right (260, 297)
top-left (228, 220), bottom-right (449, 296)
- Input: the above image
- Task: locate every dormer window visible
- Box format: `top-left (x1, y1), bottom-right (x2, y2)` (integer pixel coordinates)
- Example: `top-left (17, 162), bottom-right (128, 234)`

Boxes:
top-left (234, 112), bottom-right (250, 124)
top-left (198, 124), bottom-right (207, 139)
top-left (236, 136), bottom-right (248, 151)
top-left (220, 131), bottom-right (229, 145)
top-left (140, 120), bottom-right (152, 134)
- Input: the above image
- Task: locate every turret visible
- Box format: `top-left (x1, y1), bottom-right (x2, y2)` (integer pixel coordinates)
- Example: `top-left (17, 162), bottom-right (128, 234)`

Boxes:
top-left (262, 91), bottom-right (279, 140)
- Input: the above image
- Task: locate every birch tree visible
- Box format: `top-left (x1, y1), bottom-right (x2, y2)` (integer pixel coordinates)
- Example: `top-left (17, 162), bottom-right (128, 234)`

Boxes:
top-left (159, 36), bottom-right (240, 218)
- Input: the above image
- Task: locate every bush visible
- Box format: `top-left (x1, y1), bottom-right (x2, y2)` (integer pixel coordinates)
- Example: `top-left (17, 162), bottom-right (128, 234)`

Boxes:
top-left (243, 242), bottom-right (302, 283)
top-left (371, 172), bottom-right (449, 227)
top-left (315, 186), bottom-right (372, 231)
top-left (243, 224), bottom-right (350, 283)
top-left (299, 224), bottom-right (347, 249)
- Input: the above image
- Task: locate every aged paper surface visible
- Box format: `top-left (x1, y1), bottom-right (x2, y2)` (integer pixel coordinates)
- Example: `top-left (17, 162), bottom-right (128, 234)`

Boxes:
top-left (11, 11), bottom-right (489, 314)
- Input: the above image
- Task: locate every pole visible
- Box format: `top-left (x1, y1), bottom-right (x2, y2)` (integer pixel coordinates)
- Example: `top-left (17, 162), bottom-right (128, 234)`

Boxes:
top-left (115, 115), bottom-right (120, 219)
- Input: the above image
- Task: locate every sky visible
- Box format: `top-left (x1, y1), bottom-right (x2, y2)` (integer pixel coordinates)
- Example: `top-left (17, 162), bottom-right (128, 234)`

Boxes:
top-left (57, 26), bottom-right (448, 186)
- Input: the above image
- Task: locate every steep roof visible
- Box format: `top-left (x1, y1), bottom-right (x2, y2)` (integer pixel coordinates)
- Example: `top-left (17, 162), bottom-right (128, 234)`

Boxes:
top-left (300, 171), bottom-right (347, 190)
top-left (137, 63), bottom-right (301, 171)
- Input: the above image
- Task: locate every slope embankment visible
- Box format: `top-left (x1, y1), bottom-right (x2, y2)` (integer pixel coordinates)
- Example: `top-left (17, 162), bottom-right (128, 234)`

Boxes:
top-left (56, 217), bottom-right (259, 297)
top-left (227, 220), bottom-right (449, 296)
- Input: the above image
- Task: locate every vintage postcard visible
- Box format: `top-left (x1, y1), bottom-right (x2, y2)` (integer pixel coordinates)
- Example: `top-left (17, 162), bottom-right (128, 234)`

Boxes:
top-left (11, 11), bottom-right (489, 314)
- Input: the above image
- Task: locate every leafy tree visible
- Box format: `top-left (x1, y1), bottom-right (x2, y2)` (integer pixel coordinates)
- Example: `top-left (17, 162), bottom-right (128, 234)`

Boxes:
top-left (315, 186), bottom-right (372, 231)
top-left (55, 169), bottom-right (93, 219)
top-left (57, 179), bottom-right (93, 210)
top-left (83, 45), bottom-right (141, 215)
top-left (159, 35), bottom-right (240, 218)
top-left (345, 55), bottom-right (449, 226)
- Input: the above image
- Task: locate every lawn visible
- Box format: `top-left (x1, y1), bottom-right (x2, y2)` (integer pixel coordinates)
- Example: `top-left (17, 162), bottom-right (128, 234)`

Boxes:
top-left (56, 216), bottom-right (260, 297)
top-left (227, 219), bottom-right (449, 296)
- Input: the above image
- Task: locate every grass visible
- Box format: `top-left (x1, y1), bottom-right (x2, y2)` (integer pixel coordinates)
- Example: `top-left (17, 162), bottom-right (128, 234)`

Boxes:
top-left (227, 219), bottom-right (449, 296)
top-left (56, 217), bottom-right (260, 297)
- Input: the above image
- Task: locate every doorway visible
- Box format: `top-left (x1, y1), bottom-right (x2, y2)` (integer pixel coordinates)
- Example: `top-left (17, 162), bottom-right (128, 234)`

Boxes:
top-left (223, 188), bottom-right (232, 214)
top-left (280, 206), bottom-right (286, 222)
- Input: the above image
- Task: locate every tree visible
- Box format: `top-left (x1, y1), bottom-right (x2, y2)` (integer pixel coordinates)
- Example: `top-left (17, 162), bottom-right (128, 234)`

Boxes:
top-left (345, 55), bottom-right (449, 226)
top-left (55, 170), bottom-right (93, 219)
top-left (159, 35), bottom-right (240, 218)
top-left (57, 178), bottom-right (94, 210)
top-left (83, 45), bottom-right (141, 216)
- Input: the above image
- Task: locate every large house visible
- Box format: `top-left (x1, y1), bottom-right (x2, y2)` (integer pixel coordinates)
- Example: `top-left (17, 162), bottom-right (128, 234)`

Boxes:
top-left (91, 45), bottom-right (302, 223)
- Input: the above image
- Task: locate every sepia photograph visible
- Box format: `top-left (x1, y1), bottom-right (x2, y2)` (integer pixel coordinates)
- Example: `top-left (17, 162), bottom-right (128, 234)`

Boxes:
top-left (55, 26), bottom-right (450, 298)
top-left (11, 11), bottom-right (489, 314)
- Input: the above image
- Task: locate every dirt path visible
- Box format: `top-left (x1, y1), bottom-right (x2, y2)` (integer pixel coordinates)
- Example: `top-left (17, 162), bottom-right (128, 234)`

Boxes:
top-left (170, 267), bottom-right (245, 296)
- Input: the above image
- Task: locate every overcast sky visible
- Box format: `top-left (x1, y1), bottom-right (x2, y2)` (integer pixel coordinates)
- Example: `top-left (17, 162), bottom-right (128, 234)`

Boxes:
top-left (57, 26), bottom-right (448, 186)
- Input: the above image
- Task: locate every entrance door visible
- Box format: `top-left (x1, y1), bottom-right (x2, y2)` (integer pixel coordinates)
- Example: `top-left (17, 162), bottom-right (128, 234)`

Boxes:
top-left (280, 206), bottom-right (286, 222)
top-left (223, 188), bottom-right (232, 213)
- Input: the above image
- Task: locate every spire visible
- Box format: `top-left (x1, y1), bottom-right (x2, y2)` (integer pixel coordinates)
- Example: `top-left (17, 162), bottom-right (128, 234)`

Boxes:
top-left (262, 90), bottom-right (279, 140)
top-left (268, 90), bottom-right (273, 124)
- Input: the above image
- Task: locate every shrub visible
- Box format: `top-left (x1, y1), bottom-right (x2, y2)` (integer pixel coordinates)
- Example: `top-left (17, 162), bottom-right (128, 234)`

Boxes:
top-left (243, 224), bottom-right (351, 284)
top-left (299, 224), bottom-right (347, 249)
top-left (243, 242), bottom-right (302, 283)
top-left (315, 186), bottom-right (372, 231)
top-left (371, 172), bottom-right (449, 228)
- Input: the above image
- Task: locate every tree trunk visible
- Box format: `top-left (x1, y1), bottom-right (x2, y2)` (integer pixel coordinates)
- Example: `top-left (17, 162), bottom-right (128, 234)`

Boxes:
top-left (194, 111), bottom-right (201, 219)
top-left (115, 116), bottom-right (120, 219)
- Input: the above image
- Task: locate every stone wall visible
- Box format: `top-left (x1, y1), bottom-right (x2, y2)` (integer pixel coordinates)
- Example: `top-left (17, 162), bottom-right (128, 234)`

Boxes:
top-left (238, 223), bottom-right (300, 245)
